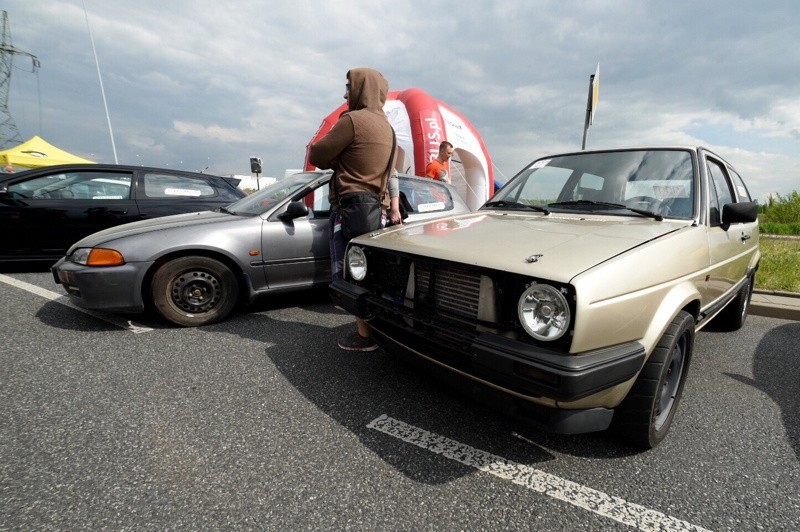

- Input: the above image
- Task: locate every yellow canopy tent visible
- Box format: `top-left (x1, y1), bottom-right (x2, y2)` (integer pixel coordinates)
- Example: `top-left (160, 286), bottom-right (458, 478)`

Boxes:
top-left (0, 135), bottom-right (96, 168)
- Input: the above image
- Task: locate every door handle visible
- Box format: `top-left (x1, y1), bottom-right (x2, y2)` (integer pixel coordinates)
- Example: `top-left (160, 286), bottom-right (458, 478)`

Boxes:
top-left (108, 209), bottom-right (128, 215)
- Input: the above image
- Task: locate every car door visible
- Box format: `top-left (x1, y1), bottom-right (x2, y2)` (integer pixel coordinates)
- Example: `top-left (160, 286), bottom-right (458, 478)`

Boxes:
top-left (261, 185), bottom-right (331, 289)
top-left (703, 155), bottom-right (758, 304)
top-left (132, 170), bottom-right (239, 218)
top-left (0, 169), bottom-right (140, 260)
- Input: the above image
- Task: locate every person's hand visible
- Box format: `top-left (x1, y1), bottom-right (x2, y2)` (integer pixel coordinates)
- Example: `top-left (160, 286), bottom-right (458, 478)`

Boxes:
top-left (389, 206), bottom-right (402, 225)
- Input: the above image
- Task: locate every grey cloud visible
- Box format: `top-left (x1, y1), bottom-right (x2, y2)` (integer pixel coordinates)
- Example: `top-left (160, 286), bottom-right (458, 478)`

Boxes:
top-left (3, 0), bottom-right (797, 199)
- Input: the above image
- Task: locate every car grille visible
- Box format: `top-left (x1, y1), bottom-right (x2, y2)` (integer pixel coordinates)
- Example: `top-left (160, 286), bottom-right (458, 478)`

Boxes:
top-left (415, 263), bottom-right (482, 320)
top-left (364, 249), bottom-right (575, 354)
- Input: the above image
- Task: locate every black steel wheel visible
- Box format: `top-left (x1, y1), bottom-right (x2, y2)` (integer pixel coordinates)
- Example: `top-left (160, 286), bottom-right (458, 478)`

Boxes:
top-left (712, 277), bottom-right (753, 332)
top-left (612, 311), bottom-right (695, 448)
top-left (151, 256), bottom-right (239, 327)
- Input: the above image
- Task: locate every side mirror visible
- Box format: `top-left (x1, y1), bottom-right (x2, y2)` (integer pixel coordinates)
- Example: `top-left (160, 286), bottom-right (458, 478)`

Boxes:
top-left (279, 200), bottom-right (309, 220)
top-left (721, 200), bottom-right (758, 230)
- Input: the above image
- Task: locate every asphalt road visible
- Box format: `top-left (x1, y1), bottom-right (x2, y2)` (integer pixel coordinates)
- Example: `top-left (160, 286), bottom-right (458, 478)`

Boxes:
top-left (1, 269), bottom-right (799, 531)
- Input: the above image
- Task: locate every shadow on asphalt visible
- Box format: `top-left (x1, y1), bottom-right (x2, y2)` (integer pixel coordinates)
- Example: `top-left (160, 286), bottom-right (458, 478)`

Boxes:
top-left (209, 302), bottom-right (643, 484)
top-left (30, 277), bottom-right (645, 481)
top-left (32, 284), bottom-right (336, 332)
top-left (725, 321), bottom-right (800, 462)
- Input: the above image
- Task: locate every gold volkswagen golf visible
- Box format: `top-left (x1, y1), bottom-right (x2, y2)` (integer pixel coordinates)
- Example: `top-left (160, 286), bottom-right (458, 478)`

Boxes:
top-left (331, 147), bottom-right (760, 449)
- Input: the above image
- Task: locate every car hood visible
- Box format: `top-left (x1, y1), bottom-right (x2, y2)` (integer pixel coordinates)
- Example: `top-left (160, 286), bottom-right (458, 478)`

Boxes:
top-left (69, 210), bottom-right (238, 250)
top-left (358, 211), bottom-right (691, 283)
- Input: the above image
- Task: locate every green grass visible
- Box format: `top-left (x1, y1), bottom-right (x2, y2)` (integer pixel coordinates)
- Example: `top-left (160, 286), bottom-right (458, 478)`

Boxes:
top-left (755, 236), bottom-right (800, 293)
top-left (759, 222), bottom-right (800, 235)
top-left (758, 190), bottom-right (800, 235)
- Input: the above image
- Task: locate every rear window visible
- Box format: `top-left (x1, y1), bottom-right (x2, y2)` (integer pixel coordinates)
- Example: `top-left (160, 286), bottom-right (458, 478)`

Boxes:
top-left (399, 178), bottom-right (454, 213)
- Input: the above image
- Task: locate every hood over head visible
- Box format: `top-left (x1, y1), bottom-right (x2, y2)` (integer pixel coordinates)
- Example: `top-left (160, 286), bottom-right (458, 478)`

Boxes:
top-left (346, 68), bottom-right (388, 113)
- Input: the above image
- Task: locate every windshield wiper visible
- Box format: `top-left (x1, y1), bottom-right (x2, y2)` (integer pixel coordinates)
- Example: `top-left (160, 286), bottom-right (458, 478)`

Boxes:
top-left (216, 205), bottom-right (237, 215)
top-left (483, 200), bottom-right (550, 215)
top-left (548, 200), bottom-right (663, 221)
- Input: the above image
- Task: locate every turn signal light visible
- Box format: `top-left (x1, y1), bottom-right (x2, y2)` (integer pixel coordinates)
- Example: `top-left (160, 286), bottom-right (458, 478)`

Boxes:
top-left (86, 248), bottom-right (125, 266)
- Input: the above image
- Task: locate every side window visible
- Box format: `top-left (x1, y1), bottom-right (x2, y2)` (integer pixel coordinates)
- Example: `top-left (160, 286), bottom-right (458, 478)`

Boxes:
top-left (7, 172), bottom-right (132, 200)
top-left (8, 173), bottom-right (69, 198)
top-left (303, 186), bottom-right (331, 218)
top-left (728, 168), bottom-right (752, 201)
top-left (707, 160), bottom-right (734, 226)
top-left (143, 173), bottom-right (216, 198)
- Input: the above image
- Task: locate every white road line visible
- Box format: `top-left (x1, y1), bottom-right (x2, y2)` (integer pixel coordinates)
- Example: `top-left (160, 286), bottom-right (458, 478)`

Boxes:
top-left (0, 273), bottom-right (153, 333)
top-left (367, 415), bottom-right (711, 532)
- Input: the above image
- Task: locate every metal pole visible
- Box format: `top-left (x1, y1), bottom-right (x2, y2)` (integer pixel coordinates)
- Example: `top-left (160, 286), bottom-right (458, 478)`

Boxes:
top-left (82, 0), bottom-right (118, 163)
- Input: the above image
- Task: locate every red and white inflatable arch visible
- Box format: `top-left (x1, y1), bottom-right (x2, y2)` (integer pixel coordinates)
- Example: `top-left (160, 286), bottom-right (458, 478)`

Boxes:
top-left (304, 88), bottom-right (493, 210)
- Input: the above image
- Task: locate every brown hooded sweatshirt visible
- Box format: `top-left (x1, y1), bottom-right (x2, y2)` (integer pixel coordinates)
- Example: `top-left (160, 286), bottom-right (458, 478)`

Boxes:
top-left (308, 67), bottom-right (395, 208)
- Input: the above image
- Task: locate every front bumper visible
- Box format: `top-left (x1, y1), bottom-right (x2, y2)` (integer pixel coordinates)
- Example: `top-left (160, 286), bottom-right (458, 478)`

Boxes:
top-left (330, 279), bottom-right (646, 433)
top-left (51, 256), bottom-right (152, 313)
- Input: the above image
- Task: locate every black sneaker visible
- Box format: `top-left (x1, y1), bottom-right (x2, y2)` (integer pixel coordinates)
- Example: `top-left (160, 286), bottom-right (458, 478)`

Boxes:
top-left (337, 332), bottom-right (379, 351)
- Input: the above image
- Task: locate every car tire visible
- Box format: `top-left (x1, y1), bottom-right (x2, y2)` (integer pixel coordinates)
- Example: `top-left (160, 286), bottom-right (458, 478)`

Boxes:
top-left (712, 277), bottom-right (752, 332)
top-left (612, 310), bottom-right (694, 449)
top-left (151, 256), bottom-right (239, 327)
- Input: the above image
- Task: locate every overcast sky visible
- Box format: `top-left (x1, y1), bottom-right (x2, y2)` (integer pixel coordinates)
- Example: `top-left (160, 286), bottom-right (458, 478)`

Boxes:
top-left (4, 0), bottom-right (799, 200)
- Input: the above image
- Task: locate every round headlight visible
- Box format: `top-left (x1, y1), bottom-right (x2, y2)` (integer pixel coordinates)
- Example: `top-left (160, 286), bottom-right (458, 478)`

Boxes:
top-left (518, 283), bottom-right (570, 341)
top-left (346, 245), bottom-right (368, 281)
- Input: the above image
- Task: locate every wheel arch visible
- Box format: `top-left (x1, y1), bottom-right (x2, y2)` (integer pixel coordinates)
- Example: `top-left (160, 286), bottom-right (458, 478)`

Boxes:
top-left (639, 282), bottom-right (701, 361)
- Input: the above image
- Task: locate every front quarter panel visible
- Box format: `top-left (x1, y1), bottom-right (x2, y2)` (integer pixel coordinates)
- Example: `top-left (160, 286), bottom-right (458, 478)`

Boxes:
top-left (570, 224), bottom-right (707, 354)
top-left (105, 215), bottom-right (268, 292)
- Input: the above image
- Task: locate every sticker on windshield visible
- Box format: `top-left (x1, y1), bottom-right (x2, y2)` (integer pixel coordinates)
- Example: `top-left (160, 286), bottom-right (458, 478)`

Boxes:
top-left (417, 201), bottom-right (446, 213)
top-left (531, 159), bottom-right (551, 169)
top-left (164, 188), bottom-right (202, 197)
top-left (737, 185), bottom-right (748, 198)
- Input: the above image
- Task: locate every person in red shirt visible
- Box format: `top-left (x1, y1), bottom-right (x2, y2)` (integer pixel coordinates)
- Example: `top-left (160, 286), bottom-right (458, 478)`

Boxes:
top-left (425, 141), bottom-right (454, 183)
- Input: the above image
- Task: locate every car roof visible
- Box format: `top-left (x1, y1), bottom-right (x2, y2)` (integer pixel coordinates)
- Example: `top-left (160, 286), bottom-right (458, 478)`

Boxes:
top-left (528, 145), bottom-right (735, 163)
top-left (10, 163), bottom-right (224, 178)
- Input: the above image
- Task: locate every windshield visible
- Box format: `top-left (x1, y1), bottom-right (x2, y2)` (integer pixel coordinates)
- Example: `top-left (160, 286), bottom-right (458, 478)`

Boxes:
top-left (489, 149), bottom-right (696, 219)
top-left (226, 172), bottom-right (325, 215)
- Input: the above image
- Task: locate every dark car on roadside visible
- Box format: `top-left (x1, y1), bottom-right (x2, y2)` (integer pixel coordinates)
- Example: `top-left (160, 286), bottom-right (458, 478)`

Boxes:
top-left (0, 164), bottom-right (245, 262)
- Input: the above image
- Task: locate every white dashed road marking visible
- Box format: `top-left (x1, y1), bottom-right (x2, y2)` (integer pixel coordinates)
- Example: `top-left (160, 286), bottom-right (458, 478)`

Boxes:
top-left (367, 414), bottom-right (711, 532)
top-left (0, 273), bottom-right (153, 333)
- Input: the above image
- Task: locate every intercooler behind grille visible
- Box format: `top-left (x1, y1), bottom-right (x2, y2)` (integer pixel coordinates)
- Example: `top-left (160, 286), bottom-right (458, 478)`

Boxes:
top-left (415, 264), bottom-right (482, 320)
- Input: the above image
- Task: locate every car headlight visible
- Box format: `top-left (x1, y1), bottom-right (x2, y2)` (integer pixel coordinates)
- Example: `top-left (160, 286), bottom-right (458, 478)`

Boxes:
top-left (518, 283), bottom-right (570, 341)
top-left (71, 247), bottom-right (125, 266)
top-left (346, 245), bottom-right (367, 281)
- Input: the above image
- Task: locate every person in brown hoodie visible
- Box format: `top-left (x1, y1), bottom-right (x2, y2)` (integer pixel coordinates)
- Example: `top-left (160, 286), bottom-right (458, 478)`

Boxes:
top-left (308, 67), bottom-right (396, 351)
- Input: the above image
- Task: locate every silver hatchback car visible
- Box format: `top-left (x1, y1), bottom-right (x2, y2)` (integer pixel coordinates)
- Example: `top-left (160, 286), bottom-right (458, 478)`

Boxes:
top-left (52, 171), bottom-right (469, 326)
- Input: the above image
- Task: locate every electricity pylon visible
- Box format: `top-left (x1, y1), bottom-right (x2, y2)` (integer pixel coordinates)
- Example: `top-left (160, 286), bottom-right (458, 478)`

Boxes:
top-left (1, 10), bottom-right (40, 149)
